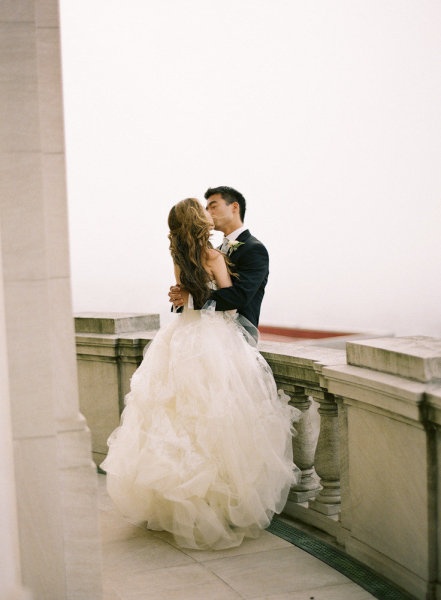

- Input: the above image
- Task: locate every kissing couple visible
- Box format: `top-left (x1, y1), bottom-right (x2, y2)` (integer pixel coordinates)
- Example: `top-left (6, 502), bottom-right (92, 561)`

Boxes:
top-left (101, 186), bottom-right (300, 550)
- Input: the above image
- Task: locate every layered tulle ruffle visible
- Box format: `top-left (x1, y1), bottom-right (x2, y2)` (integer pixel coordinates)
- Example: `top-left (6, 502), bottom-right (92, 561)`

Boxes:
top-left (101, 306), bottom-right (300, 549)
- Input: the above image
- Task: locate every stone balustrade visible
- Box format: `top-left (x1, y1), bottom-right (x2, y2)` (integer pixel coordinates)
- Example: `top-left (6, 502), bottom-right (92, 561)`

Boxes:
top-left (75, 312), bottom-right (159, 465)
top-left (75, 314), bottom-right (441, 600)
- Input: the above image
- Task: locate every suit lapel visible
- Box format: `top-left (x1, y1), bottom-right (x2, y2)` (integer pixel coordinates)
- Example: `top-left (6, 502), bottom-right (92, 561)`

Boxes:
top-left (227, 230), bottom-right (250, 263)
top-left (236, 230), bottom-right (250, 243)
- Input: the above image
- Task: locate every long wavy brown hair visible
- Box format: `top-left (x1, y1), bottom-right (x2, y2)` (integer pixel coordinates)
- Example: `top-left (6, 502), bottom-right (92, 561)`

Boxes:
top-left (168, 198), bottom-right (213, 309)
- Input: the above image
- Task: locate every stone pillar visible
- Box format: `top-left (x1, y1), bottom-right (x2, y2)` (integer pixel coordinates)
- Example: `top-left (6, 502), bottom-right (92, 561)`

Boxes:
top-left (0, 237), bottom-right (31, 600)
top-left (75, 313), bottom-right (159, 465)
top-left (0, 1), bottom-right (102, 598)
top-left (308, 390), bottom-right (341, 517)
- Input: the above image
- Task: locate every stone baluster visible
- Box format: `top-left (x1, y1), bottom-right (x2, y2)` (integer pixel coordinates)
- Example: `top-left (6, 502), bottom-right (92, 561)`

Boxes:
top-left (307, 389), bottom-right (341, 517)
top-left (278, 384), bottom-right (321, 503)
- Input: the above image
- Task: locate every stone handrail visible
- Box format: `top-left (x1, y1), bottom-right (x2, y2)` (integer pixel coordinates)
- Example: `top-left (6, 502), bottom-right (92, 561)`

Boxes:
top-left (75, 313), bottom-right (441, 600)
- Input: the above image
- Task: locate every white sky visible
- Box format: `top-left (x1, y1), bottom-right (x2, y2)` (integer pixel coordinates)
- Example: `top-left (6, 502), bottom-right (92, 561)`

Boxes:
top-left (59, 0), bottom-right (441, 336)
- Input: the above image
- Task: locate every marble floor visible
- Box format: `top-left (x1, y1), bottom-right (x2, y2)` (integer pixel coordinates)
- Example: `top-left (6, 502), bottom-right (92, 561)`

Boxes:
top-left (97, 474), bottom-right (376, 600)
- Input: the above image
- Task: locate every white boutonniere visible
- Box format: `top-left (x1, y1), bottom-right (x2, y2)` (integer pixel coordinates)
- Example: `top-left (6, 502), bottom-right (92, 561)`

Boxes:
top-left (226, 240), bottom-right (244, 256)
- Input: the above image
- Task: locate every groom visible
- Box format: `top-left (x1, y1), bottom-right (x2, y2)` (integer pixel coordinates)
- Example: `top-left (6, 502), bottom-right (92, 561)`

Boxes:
top-left (169, 186), bottom-right (269, 330)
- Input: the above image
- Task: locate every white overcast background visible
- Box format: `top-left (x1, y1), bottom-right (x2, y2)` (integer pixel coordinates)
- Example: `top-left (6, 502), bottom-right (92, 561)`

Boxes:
top-left (59, 0), bottom-right (441, 336)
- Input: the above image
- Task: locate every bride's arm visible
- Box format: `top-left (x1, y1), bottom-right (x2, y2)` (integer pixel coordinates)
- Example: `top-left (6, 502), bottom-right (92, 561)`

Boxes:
top-left (206, 249), bottom-right (232, 288)
top-left (173, 263), bottom-right (181, 284)
top-left (172, 264), bottom-right (190, 306)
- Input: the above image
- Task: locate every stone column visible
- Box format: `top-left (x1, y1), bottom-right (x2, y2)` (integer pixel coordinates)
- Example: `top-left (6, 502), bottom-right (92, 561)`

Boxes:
top-left (0, 238), bottom-right (31, 600)
top-left (308, 389), bottom-right (341, 517)
top-left (0, 1), bottom-right (102, 598)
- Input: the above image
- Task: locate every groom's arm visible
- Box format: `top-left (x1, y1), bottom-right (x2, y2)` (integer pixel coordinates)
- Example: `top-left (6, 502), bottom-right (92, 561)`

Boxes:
top-left (209, 244), bottom-right (269, 312)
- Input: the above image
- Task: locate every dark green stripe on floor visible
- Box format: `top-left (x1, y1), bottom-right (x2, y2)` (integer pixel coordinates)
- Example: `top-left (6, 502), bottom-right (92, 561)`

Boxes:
top-left (267, 517), bottom-right (416, 600)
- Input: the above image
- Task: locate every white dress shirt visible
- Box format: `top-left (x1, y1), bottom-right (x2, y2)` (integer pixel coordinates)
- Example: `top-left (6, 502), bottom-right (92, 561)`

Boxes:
top-left (220, 226), bottom-right (247, 253)
top-left (225, 225), bottom-right (247, 242)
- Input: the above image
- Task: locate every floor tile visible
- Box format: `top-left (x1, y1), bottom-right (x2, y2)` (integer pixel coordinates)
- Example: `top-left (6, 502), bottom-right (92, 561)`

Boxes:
top-left (102, 589), bottom-right (123, 600)
top-left (250, 581), bottom-right (376, 599)
top-left (99, 509), bottom-right (147, 543)
top-left (205, 546), bottom-right (351, 598)
top-left (102, 533), bottom-right (194, 584)
top-left (169, 529), bottom-right (292, 562)
top-left (98, 472), bottom-right (380, 600)
top-left (112, 563), bottom-right (242, 599)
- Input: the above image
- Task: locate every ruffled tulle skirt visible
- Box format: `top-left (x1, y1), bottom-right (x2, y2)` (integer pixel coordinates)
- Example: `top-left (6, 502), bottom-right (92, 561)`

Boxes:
top-left (101, 306), bottom-right (300, 549)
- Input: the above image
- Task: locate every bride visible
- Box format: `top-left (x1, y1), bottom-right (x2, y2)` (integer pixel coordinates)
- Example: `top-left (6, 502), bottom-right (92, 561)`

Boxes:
top-left (101, 197), bottom-right (300, 550)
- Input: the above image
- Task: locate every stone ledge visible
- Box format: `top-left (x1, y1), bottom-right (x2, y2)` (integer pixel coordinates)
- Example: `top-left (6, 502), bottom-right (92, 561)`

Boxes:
top-left (346, 336), bottom-right (441, 383)
top-left (260, 343), bottom-right (346, 388)
top-left (322, 363), bottom-right (427, 422)
top-left (74, 312), bottom-right (160, 334)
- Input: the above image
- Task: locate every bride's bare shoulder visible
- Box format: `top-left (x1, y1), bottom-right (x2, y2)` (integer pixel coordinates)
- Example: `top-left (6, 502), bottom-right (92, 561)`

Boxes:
top-left (205, 248), bottom-right (231, 287)
top-left (206, 248), bottom-right (224, 263)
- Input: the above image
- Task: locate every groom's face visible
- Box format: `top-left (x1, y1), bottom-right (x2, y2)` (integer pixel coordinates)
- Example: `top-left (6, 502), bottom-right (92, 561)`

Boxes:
top-left (206, 194), bottom-right (237, 234)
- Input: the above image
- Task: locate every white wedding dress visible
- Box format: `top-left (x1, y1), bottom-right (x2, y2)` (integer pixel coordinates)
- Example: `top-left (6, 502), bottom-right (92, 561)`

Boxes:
top-left (101, 292), bottom-right (300, 550)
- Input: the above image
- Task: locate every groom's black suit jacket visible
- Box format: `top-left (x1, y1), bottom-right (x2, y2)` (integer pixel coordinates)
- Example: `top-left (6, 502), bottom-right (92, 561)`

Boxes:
top-left (210, 229), bottom-right (269, 328)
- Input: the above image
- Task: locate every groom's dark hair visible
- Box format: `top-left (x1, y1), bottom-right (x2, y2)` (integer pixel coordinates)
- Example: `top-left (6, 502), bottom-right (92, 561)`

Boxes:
top-left (204, 186), bottom-right (246, 222)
